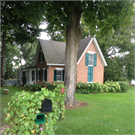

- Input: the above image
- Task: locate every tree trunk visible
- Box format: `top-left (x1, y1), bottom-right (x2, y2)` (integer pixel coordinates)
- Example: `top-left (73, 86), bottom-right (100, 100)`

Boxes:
top-left (64, 8), bottom-right (82, 106)
top-left (1, 32), bottom-right (6, 77)
top-left (8, 67), bottom-right (10, 79)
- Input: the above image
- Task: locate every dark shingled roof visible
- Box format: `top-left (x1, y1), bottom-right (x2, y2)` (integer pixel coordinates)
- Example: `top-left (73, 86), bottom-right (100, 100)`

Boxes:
top-left (77, 37), bottom-right (92, 61)
top-left (39, 39), bottom-right (66, 64)
top-left (39, 37), bottom-right (92, 64)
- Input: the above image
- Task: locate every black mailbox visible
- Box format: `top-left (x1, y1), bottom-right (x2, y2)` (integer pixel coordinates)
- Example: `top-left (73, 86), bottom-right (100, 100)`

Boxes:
top-left (40, 99), bottom-right (52, 113)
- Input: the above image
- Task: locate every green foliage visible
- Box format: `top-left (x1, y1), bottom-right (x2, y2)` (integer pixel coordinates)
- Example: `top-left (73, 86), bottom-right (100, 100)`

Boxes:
top-left (4, 43), bottom-right (20, 79)
top-left (43, 82), bottom-right (57, 91)
top-left (1, 1), bottom-right (45, 77)
top-left (26, 84), bottom-right (42, 91)
top-left (20, 41), bottom-right (38, 68)
top-left (45, 1), bottom-right (134, 41)
top-left (116, 81), bottom-right (129, 92)
top-left (76, 81), bottom-right (123, 94)
top-left (25, 82), bottom-right (64, 92)
top-left (102, 81), bottom-right (121, 93)
top-left (76, 82), bottom-right (102, 94)
top-left (4, 84), bottom-right (66, 135)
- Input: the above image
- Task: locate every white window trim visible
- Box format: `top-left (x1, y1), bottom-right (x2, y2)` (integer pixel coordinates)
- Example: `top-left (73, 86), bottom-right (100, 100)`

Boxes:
top-left (55, 68), bottom-right (64, 70)
top-left (57, 70), bottom-right (62, 82)
top-left (55, 68), bottom-right (64, 82)
top-left (87, 82), bottom-right (94, 83)
top-left (88, 51), bottom-right (95, 54)
top-left (88, 53), bottom-right (94, 66)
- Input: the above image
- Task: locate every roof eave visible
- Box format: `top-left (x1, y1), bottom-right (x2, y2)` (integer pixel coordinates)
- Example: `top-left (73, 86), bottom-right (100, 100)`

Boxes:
top-left (77, 38), bottom-right (107, 66)
top-left (47, 63), bottom-right (65, 66)
top-left (93, 38), bottom-right (107, 66)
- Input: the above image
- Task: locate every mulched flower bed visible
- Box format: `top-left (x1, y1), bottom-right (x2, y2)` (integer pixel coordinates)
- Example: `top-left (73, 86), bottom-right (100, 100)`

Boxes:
top-left (65, 101), bottom-right (87, 109)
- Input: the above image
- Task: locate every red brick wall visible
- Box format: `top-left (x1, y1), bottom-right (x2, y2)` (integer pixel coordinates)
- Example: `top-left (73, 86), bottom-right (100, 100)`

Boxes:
top-left (48, 66), bottom-right (65, 83)
top-left (77, 41), bottom-right (104, 84)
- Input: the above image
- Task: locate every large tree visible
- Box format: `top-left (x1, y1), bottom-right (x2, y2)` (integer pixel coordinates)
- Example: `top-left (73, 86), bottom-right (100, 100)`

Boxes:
top-left (44, 1), bottom-right (134, 106)
top-left (1, 1), bottom-right (45, 77)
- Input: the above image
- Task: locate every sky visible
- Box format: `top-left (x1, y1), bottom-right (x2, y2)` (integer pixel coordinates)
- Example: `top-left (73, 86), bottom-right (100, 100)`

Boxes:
top-left (39, 22), bottom-right (50, 40)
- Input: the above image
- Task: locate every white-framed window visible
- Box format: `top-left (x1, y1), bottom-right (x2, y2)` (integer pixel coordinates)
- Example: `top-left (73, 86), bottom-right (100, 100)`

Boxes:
top-left (88, 54), bottom-right (94, 66)
top-left (54, 68), bottom-right (64, 82)
top-left (57, 70), bottom-right (62, 82)
top-left (32, 71), bottom-right (35, 81)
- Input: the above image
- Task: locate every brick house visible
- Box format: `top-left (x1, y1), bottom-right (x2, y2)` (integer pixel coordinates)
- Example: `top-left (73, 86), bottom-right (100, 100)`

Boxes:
top-left (19, 37), bottom-right (107, 85)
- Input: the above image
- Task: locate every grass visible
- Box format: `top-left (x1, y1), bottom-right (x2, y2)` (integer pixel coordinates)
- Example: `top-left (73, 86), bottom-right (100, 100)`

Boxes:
top-left (1, 86), bottom-right (135, 134)
top-left (55, 87), bottom-right (135, 134)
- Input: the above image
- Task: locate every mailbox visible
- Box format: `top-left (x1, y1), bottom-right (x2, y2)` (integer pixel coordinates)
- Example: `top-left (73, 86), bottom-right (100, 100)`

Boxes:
top-left (40, 99), bottom-right (52, 113)
top-left (35, 113), bottom-right (45, 124)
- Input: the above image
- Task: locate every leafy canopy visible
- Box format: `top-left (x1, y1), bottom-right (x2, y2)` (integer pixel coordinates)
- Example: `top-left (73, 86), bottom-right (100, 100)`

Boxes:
top-left (44, 1), bottom-right (134, 39)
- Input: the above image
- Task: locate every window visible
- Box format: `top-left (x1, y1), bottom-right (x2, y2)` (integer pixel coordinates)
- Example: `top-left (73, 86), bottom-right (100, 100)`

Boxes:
top-left (37, 69), bottom-right (40, 81)
top-left (39, 50), bottom-right (44, 63)
top-left (88, 54), bottom-right (94, 66)
top-left (85, 52), bottom-right (97, 83)
top-left (42, 69), bottom-right (46, 81)
top-left (54, 68), bottom-right (64, 82)
top-left (32, 71), bottom-right (35, 81)
top-left (57, 70), bottom-right (62, 81)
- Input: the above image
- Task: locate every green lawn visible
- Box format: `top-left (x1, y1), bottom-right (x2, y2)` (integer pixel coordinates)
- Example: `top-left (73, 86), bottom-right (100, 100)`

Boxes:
top-left (1, 86), bottom-right (135, 134)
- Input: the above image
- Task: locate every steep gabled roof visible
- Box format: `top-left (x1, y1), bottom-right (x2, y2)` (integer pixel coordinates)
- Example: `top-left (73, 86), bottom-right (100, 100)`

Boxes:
top-left (32, 37), bottom-right (107, 67)
top-left (40, 39), bottom-right (66, 65)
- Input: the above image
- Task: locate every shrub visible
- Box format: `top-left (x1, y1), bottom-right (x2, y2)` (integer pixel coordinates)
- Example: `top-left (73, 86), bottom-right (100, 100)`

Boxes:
top-left (116, 81), bottom-right (129, 92)
top-left (25, 84), bottom-right (42, 91)
top-left (4, 84), bottom-right (66, 135)
top-left (76, 82), bottom-right (102, 94)
top-left (104, 80), bottom-right (121, 93)
top-left (43, 82), bottom-right (57, 91)
top-left (76, 81), bottom-right (123, 94)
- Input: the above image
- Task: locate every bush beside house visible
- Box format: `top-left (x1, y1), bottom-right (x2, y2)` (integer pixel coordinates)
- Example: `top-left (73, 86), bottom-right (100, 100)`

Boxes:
top-left (75, 81), bottom-right (129, 94)
top-left (25, 80), bottom-right (129, 94)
